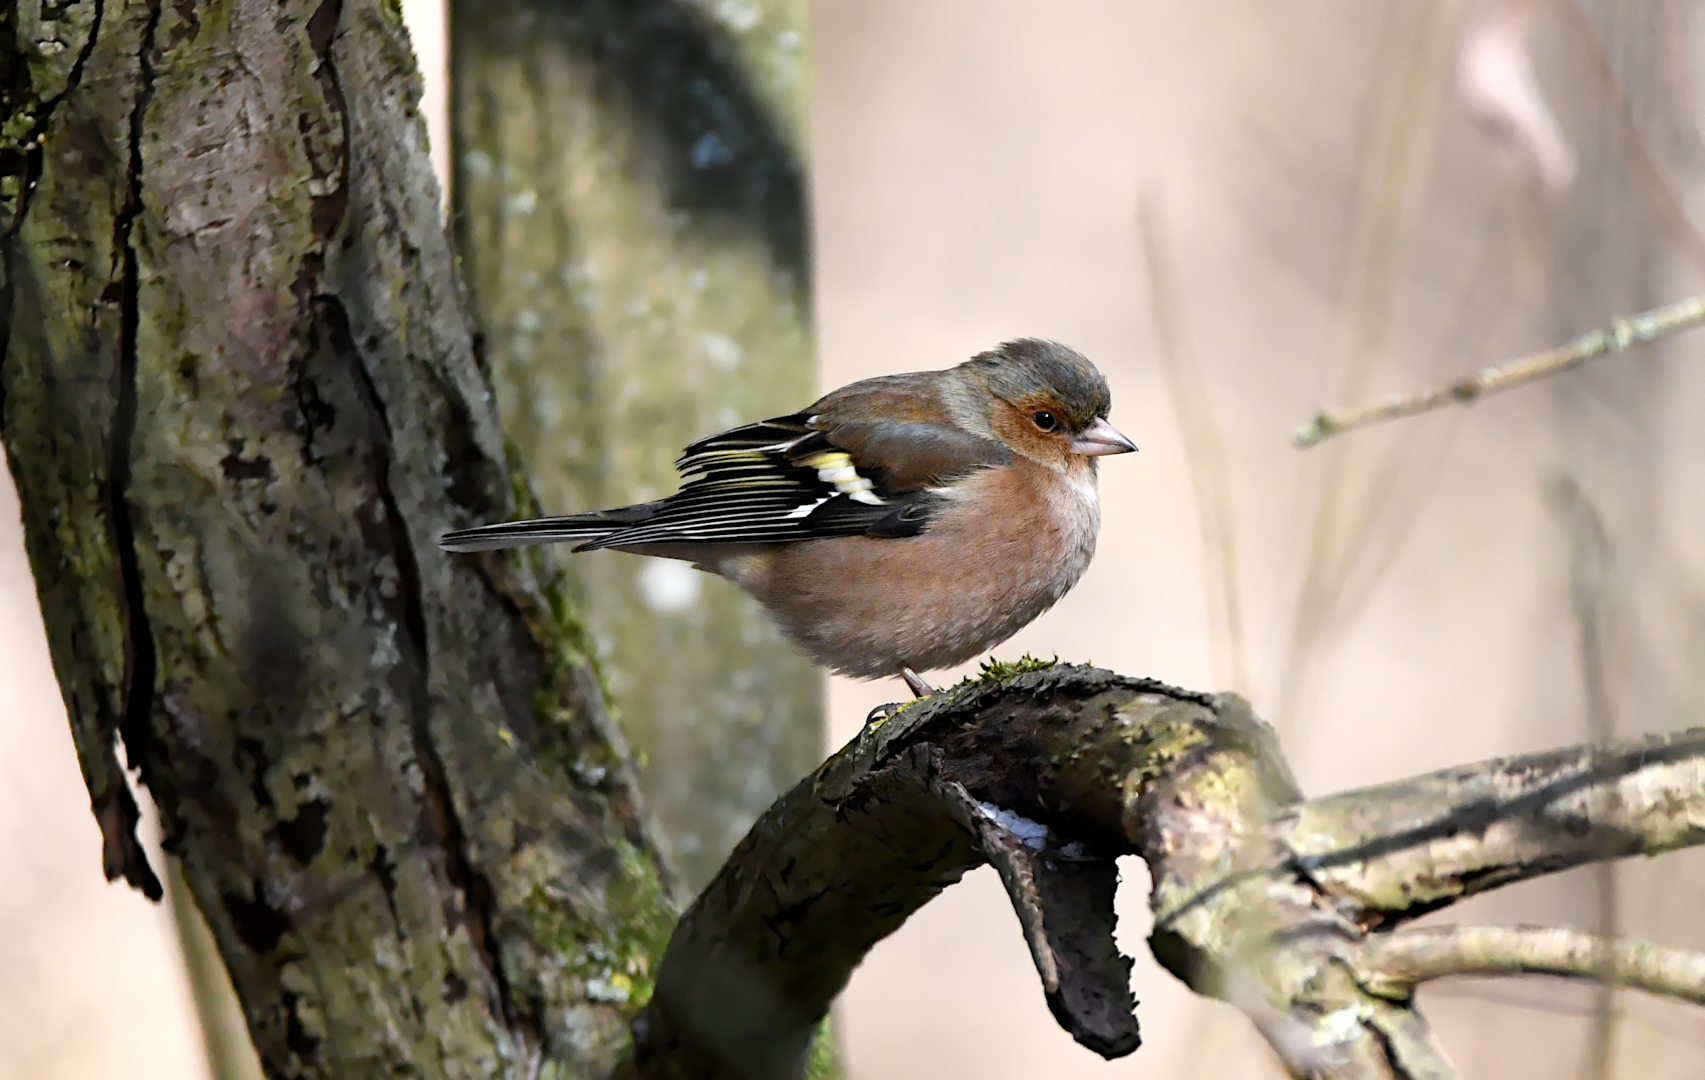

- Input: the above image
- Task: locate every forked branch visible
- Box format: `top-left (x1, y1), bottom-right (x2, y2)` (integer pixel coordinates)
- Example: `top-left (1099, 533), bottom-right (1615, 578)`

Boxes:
top-left (627, 664), bottom-right (1705, 1079)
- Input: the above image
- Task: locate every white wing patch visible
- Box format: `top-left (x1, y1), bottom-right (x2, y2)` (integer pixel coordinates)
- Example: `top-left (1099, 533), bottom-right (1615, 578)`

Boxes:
top-left (796, 451), bottom-right (885, 505)
top-left (783, 496), bottom-right (833, 519)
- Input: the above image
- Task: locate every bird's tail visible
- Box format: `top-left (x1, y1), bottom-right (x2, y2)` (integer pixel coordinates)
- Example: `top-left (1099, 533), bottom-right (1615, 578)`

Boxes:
top-left (438, 503), bottom-right (658, 553)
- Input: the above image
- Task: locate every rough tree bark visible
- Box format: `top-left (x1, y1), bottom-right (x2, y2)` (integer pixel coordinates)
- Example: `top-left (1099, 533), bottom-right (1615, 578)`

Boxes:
top-left (1, 2), bottom-right (674, 1076)
top-left (449, 0), bottom-right (821, 891)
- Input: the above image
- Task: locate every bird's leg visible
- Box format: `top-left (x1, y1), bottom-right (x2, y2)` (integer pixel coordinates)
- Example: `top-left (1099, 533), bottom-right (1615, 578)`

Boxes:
top-left (866, 668), bottom-right (935, 726)
top-left (900, 666), bottom-right (935, 698)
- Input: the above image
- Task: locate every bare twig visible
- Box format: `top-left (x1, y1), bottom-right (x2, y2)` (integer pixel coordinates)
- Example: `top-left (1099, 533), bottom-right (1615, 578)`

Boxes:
top-left (1273, 0), bottom-right (1455, 731)
top-left (1292, 294), bottom-right (1705, 447)
top-left (1354, 925), bottom-right (1705, 1006)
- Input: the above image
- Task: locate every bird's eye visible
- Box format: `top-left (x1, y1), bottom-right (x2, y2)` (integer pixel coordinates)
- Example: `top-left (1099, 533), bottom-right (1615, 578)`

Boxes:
top-left (1032, 410), bottom-right (1059, 432)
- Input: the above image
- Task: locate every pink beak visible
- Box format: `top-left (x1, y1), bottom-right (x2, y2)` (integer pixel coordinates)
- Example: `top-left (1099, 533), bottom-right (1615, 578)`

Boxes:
top-left (1069, 418), bottom-right (1137, 456)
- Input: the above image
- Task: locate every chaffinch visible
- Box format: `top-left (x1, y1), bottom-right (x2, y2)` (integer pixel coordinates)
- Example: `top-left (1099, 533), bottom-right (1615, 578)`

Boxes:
top-left (439, 338), bottom-right (1135, 697)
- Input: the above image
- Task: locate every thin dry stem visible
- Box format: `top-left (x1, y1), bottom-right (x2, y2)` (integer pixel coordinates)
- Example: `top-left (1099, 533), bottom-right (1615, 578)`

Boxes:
top-left (1355, 926), bottom-right (1705, 1006)
top-left (1293, 294), bottom-right (1705, 447)
top-left (1136, 190), bottom-right (1250, 696)
top-left (1274, 0), bottom-right (1460, 732)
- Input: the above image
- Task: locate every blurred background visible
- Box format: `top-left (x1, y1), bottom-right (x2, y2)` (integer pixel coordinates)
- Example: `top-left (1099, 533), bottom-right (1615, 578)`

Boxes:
top-left (7, 1), bottom-right (1705, 1077)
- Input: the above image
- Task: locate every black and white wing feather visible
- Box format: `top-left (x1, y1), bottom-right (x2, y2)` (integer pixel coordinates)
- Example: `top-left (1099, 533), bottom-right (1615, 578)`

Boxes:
top-left (439, 411), bottom-right (1007, 553)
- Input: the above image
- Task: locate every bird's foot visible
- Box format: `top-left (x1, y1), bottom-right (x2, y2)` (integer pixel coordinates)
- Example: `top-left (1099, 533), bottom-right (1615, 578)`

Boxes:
top-left (900, 667), bottom-right (935, 698)
top-left (865, 702), bottom-right (903, 726)
top-left (866, 669), bottom-right (933, 726)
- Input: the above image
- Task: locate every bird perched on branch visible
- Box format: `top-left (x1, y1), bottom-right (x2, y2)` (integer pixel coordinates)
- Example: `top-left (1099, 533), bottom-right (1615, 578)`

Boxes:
top-left (439, 338), bottom-right (1135, 697)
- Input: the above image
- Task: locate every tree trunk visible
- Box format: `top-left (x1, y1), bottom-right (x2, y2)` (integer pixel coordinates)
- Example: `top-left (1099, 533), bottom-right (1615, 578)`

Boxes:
top-left (448, 0), bottom-right (821, 891)
top-left (0, 2), bottom-right (672, 1076)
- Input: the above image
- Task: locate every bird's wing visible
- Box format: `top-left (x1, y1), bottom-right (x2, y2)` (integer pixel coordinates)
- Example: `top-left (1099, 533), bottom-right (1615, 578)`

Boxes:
top-left (572, 411), bottom-right (1008, 550)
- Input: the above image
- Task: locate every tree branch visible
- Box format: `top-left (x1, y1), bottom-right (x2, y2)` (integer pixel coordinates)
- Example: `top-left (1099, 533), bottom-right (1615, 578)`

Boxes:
top-left (1292, 294), bottom-right (1705, 447)
top-left (633, 666), bottom-right (1449, 1079)
top-left (1278, 727), bottom-right (1705, 922)
top-left (1353, 925), bottom-right (1705, 1005)
top-left (632, 664), bottom-right (1705, 1080)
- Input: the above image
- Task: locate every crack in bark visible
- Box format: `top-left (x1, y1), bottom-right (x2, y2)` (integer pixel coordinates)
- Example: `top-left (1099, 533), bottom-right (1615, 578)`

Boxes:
top-left (1364, 1013), bottom-right (1427, 1080)
top-left (314, 293), bottom-right (538, 1051)
top-left (105, 0), bottom-right (166, 901)
top-left (294, 0), bottom-right (348, 305)
top-left (1, 0), bottom-right (106, 241)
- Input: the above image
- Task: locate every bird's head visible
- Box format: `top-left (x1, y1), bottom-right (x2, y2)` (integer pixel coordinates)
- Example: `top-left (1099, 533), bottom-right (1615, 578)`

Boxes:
top-left (960, 338), bottom-right (1136, 470)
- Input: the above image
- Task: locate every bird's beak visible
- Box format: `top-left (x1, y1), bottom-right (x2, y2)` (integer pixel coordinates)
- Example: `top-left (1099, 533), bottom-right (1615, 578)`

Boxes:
top-left (1069, 418), bottom-right (1137, 457)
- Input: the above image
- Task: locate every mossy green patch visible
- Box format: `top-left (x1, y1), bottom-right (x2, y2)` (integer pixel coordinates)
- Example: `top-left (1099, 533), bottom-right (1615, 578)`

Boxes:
top-left (503, 436), bottom-right (616, 714)
top-left (803, 1015), bottom-right (845, 1080)
top-left (1, 101), bottom-right (37, 150)
top-left (866, 656), bottom-right (1064, 733)
top-left (524, 835), bottom-right (676, 1016)
top-left (970, 653), bottom-right (1060, 685)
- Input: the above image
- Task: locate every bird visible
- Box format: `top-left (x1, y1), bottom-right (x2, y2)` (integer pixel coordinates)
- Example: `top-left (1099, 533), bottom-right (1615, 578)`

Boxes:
top-left (439, 338), bottom-right (1136, 698)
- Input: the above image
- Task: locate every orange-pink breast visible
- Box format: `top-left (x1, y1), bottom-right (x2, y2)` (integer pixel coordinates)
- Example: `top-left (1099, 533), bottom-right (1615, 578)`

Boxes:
top-left (725, 459), bottom-right (1100, 678)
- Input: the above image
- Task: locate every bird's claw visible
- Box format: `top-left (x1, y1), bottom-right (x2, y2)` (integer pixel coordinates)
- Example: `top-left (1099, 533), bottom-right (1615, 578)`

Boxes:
top-left (865, 702), bottom-right (903, 726)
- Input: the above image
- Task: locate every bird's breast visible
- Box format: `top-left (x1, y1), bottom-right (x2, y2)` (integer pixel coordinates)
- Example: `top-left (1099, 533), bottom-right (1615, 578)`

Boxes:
top-left (732, 458), bottom-right (1102, 678)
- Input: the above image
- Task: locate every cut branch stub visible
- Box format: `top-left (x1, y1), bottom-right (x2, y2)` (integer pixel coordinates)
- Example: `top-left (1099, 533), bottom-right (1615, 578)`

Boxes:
top-left (934, 776), bottom-right (1139, 1058)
